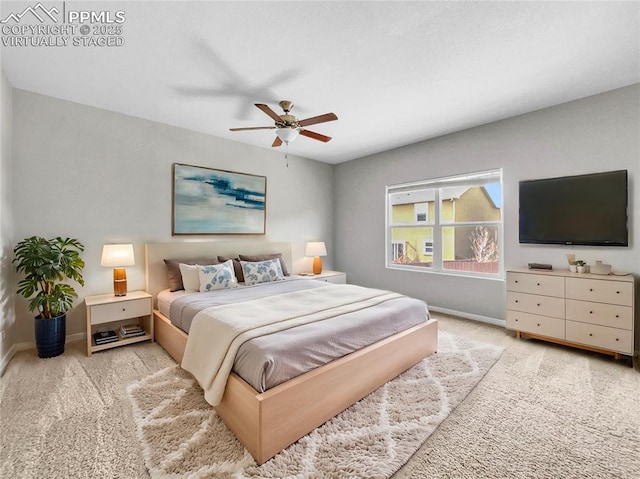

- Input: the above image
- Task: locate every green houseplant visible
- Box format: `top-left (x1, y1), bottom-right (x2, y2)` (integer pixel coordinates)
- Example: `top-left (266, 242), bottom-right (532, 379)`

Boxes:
top-left (13, 236), bottom-right (85, 358)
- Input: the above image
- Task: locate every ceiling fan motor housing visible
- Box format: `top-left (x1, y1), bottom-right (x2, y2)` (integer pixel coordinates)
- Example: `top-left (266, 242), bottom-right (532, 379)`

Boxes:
top-left (278, 114), bottom-right (298, 128)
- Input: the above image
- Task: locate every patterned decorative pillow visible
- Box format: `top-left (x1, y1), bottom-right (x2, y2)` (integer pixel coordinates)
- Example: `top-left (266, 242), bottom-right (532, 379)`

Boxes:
top-left (217, 256), bottom-right (244, 282)
top-left (198, 260), bottom-right (238, 292)
top-left (241, 259), bottom-right (284, 286)
top-left (238, 253), bottom-right (290, 276)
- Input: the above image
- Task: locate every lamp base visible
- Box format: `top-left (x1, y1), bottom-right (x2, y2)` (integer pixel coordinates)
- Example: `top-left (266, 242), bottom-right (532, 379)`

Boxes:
top-left (113, 268), bottom-right (128, 296)
top-left (313, 256), bottom-right (323, 275)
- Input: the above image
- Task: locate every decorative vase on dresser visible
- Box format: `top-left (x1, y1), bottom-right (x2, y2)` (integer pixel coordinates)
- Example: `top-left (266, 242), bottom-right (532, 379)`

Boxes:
top-left (506, 268), bottom-right (634, 361)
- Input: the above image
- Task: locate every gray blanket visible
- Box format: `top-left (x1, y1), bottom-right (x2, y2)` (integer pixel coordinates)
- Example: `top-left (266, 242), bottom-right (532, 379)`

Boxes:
top-left (169, 278), bottom-right (429, 392)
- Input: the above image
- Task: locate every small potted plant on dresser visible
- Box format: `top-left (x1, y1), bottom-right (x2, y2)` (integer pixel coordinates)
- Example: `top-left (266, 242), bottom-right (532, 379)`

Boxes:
top-left (13, 236), bottom-right (85, 358)
top-left (575, 260), bottom-right (586, 273)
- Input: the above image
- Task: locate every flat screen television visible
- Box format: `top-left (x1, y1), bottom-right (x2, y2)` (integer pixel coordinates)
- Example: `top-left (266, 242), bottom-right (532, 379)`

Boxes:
top-left (519, 170), bottom-right (628, 246)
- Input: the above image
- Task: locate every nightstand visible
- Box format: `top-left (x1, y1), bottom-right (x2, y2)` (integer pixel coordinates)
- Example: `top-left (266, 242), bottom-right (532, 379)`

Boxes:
top-left (85, 291), bottom-right (153, 356)
top-left (298, 270), bottom-right (347, 284)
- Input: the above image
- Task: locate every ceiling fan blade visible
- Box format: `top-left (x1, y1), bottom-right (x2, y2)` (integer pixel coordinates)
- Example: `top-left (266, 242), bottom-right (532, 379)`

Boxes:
top-left (255, 103), bottom-right (283, 123)
top-left (298, 112), bottom-right (338, 127)
top-left (300, 129), bottom-right (332, 142)
top-left (229, 126), bottom-right (275, 131)
top-left (272, 136), bottom-right (283, 147)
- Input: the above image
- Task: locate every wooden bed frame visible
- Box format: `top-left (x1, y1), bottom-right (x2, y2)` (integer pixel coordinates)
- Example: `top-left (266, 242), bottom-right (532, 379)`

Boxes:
top-left (145, 241), bottom-right (438, 465)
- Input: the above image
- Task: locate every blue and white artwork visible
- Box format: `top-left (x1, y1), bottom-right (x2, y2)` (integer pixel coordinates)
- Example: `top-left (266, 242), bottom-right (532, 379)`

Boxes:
top-left (172, 163), bottom-right (266, 235)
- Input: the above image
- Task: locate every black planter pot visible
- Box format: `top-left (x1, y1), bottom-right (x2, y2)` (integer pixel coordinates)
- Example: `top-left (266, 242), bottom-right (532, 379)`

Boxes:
top-left (34, 313), bottom-right (66, 358)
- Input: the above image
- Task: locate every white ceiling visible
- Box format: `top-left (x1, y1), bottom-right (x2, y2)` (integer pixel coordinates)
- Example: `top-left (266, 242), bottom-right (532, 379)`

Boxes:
top-left (2, 1), bottom-right (639, 164)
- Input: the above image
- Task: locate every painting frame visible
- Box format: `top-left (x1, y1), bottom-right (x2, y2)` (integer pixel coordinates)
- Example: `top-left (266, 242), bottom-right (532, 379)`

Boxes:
top-left (172, 163), bottom-right (267, 235)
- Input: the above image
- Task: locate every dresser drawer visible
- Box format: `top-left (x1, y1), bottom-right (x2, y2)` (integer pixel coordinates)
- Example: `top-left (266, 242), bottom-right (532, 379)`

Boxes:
top-left (566, 278), bottom-right (633, 306)
top-left (566, 300), bottom-right (633, 330)
top-left (507, 292), bottom-right (565, 319)
top-left (506, 310), bottom-right (565, 340)
top-left (506, 272), bottom-right (564, 297)
top-left (90, 297), bottom-right (151, 325)
top-left (565, 320), bottom-right (633, 355)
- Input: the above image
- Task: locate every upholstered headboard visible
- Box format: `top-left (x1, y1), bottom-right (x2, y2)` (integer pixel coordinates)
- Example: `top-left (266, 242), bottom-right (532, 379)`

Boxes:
top-left (145, 241), bottom-right (292, 306)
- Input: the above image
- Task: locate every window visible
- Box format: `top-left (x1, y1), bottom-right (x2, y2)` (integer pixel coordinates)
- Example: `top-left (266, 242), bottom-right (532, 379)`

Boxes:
top-left (386, 169), bottom-right (502, 277)
top-left (391, 241), bottom-right (406, 262)
top-left (415, 203), bottom-right (428, 222)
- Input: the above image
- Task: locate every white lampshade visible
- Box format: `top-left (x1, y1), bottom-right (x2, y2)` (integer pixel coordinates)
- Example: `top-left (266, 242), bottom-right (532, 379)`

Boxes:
top-left (275, 127), bottom-right (300, 144)
top-left (305, 241), bottom-right (327, 257)
top-left (101, 244), bottom-right (135, 267)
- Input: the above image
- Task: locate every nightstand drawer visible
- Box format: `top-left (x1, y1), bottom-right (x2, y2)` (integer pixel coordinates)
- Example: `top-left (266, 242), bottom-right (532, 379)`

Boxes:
top-left (90, 298), bottom-right (151, 325)
top-left (566, 300), bottom-right (632, 330)
top-left (320, 274), bottom-right (346, 284)
top-left (506, 272), bottom-right (564, 297)
top-left (507, 292), bottom-right (565, 319)
top-left (566, 278), bottom-right (633, 306)
top-left (566, 320), bottom-right (632, 354)
top-left (506, 310), bottom-right (565, 340)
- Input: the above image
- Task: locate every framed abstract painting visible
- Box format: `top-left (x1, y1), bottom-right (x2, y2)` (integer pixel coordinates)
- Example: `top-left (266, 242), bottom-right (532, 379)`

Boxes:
top-left (172, 163), bottom-right (267, 235)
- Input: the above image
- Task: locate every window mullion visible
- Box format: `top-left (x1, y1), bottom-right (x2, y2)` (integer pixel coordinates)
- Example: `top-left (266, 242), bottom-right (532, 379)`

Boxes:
top-left (432, 189), bottom-right (442, 270)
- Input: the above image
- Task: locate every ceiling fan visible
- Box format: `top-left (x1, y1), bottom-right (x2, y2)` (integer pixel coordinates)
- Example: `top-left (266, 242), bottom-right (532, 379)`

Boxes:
top-left (230, 100), bottom-right (338, 147)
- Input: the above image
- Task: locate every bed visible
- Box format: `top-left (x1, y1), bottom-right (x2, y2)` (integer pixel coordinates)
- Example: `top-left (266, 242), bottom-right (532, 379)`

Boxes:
top-left (145, 241), bottom-right (438, 464)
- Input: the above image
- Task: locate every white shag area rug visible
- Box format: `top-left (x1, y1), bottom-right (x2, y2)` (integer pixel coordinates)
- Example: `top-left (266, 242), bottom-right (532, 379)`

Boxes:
top-left (127, 331), bottom-right (503, 478)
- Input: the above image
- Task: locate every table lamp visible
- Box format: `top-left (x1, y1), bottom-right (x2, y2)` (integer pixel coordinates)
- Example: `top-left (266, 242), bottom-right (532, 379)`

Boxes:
top-left (101, 244), bottom-right (135, 296)
top-left (305, 241), bottom-right (327, 275)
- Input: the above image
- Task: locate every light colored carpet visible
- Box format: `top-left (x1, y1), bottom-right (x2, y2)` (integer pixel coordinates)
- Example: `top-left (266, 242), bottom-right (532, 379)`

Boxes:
top-left (1, 314), bottom-right (639, 478)
top-left (126, 331), bottom-right (503, 478)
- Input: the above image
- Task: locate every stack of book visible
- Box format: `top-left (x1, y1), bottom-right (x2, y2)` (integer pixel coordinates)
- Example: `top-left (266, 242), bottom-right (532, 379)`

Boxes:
top-left (119, 324), bottom-right (145, 339)
top-left (93, 330), bottom-right (118, 345)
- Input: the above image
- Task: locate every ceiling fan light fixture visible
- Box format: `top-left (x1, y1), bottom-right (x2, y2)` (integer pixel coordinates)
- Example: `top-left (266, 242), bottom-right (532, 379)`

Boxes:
top-left (275, 127), bottom-right (300, 144)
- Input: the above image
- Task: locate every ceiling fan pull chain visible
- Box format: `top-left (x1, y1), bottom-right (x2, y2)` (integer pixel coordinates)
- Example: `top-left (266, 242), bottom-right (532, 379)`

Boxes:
top-left (285, 141), bottom-right (289, 167)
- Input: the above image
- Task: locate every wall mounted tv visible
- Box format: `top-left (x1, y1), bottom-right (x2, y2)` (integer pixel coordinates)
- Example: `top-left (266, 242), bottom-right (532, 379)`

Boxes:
top-left (519, 170), bottom-right (628, 247)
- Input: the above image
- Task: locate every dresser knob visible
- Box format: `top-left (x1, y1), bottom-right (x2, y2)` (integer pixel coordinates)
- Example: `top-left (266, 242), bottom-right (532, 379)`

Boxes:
top-left (616, 338), bottom-right (619, 342)
top-left (589, 288), bottom-right (593, 292)
top-left (537, 283), bottom-right (540, 286)
top-left (589, 311), bottom-right (593, 314)
top-left (537, 303), bottom-right (540, 307)
top-left (515, 300), bottom-right (519, 303)
top-left (589, 333), bottom-right (593, 337)
top-left (616, 291), bottom-right (620, 294)
top-left (515, 280), bottom-right (518, 283)
top-left (537, 323), bottom-right (540, 327)
top-left (615, 314), bottom-right (619, 318)
top-left (122, 308), bottom-right (126, 311)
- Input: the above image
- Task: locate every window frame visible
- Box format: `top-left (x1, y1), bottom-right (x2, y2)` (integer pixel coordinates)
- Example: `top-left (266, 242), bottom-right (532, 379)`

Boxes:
top-left (385, 169), bottom-right (503, 279)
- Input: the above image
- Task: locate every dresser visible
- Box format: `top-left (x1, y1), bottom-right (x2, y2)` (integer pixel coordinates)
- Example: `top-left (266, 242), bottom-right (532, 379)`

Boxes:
top-left (506, 268), bottom-right (634, 359)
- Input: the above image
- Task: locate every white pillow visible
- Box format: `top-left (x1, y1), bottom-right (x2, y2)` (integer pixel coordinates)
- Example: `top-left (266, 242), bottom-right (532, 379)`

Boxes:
top-left (198, 260), bottom-right (238, 292)
top-left (178, 263), bottom-right (201, 293)
top-left (240, 259), bottom-right (284, 286)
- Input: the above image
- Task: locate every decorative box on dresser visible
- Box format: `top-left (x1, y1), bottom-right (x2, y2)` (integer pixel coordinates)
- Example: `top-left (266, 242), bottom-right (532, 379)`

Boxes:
top-left (506, 268), bottom-right (634, 360)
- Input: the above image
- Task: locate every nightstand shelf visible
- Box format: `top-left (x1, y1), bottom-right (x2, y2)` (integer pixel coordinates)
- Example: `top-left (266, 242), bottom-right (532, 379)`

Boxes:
top-left (85, 291), bottom-right (153, 356)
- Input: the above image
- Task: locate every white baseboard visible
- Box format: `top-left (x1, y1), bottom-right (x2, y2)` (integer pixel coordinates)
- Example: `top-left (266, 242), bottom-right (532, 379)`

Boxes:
top-left (428, 305), bottom-right (506, 328)
top-left (14, 332), bottom-right (86, 352)
top-left (0, 344), bottom-right (17, 376)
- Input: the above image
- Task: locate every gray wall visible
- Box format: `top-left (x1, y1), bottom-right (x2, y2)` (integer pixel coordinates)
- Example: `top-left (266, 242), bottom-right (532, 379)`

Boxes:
top-left (1, 69), bottom-right (15, 372)
top-left (11, 89), bottom-right (335, 344)
top-left (334, 85), bottom-right (639, 328)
